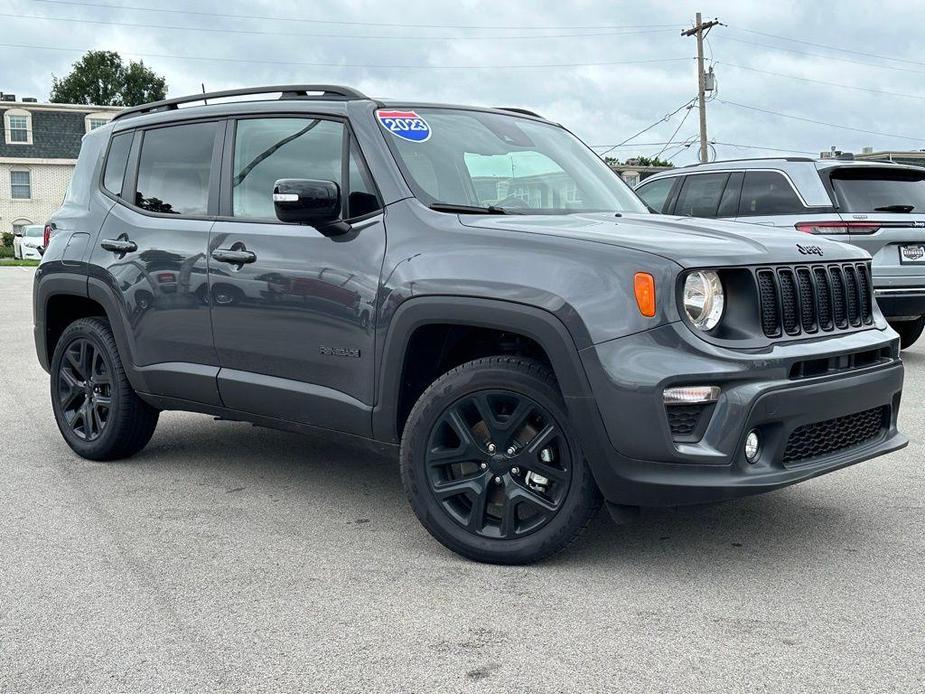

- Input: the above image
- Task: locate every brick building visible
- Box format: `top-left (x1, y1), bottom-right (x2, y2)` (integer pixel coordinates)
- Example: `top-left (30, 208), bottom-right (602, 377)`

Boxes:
top-left (1, 94), bottom-right (122, 234)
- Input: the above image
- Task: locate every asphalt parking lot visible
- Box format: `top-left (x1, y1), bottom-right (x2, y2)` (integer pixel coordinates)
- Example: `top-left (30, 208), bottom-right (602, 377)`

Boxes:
top-left (1, 267), bottom-right (923, 693)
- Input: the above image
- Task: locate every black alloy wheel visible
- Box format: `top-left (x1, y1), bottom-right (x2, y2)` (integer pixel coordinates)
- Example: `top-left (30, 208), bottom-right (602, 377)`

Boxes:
top-left (425, 390), bottom-right (572, 539)
top-left (50, 317), bottom-right (159, 461)
top-left (57, 337), bottom-right (112, 442)
top-left (401, 356), bottom-right (601, 564)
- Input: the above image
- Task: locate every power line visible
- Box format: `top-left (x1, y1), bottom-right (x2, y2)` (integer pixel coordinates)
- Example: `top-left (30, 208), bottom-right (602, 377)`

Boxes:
top-left (0, 43), bottom-right (693, 70)
top-left (715, 100), bottom-right (925, 143)
top-left (597, 97), bottom-right (697, 156)
top-left (590, 141), bottom-right (688, 148)
top-left (719, 62), bottom-right (925, 102)
top-left (719, 36), bottom-right (925, 76)
top-left (655, 105), bottom-right (694, 159)
top-left (26, 0), bottom-right (683, 32)
top-left (736, 26), bottom-right (925, 69)
top-left (0, 11), bottom-right (681, 41)
top-left (710, 141), bottom-right (818, 155)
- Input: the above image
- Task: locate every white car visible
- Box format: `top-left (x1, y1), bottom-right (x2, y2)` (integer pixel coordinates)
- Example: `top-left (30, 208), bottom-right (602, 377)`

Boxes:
top-left (15, 224), bottom-right (44, 260)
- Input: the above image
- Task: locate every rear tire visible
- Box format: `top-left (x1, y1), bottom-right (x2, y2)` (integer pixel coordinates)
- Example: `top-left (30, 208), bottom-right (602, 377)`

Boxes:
top-left (890, 316), bottom-right (925, 349)
top-left (400, 356), bottom-right (601, 564)
top-left (50, 317), bottom-right (159, 461)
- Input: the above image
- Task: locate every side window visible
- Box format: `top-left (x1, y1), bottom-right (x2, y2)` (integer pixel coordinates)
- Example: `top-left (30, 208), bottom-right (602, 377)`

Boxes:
top-left (717, 172), bottom-right (744, 217)
top-left (102, 132), bottom-right (132, 196)
top-left (135, 122), bottom-right (217, 215)
top-left (739, 171), bottom-right (805, 216)
top-left (635, 177), bottom-right (677, 213)
top-left (674, 173), bottom-right (730, 218)
top-left (232, 117), bottom-right (344, 220)
top-left (347, 140), bottom-right (381, 218)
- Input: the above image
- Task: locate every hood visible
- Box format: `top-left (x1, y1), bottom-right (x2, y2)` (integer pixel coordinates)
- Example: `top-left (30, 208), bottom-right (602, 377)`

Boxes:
top-left (458, 212), bottom-right (869, 268)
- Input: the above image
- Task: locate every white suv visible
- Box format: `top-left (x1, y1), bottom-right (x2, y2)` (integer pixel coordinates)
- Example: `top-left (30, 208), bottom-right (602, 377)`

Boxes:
top-left (637, 158), bottom-right (925, 347)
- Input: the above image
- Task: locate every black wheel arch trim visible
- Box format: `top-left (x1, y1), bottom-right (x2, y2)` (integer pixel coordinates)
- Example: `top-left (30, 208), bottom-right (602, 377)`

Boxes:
top-left (372, 296), bottom-right (598, 443)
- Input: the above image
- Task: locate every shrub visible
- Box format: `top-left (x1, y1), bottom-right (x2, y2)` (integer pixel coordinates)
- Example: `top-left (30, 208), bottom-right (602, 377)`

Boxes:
top-left (1, 232), bottom-right (13, 248)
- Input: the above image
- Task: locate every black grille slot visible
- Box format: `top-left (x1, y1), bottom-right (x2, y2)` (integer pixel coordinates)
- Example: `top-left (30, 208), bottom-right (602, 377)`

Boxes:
top-left (830, 267), bottom-right (848, 328)
top-left (856, 265), bottom-right (873, 324)
top-left (783, 406), bottom-right (887, 464)
top-left (756, 263), bottom-right (872, 338)
top-left (778, 269), bottom-right (800, 335)
top-left (814, 267), bottom-right (833, 330)
top-left (757, 270), bottom-right (781, 337)
top-left (796, 268), bottom-right (816, 332)
top-left (844, 265), bottom-right (861, 326)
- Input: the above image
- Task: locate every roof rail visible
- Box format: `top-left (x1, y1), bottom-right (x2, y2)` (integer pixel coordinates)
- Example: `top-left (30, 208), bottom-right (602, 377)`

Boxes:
top-left (676, 155), bottom-right (815, 169)
top-left (113, 84), bottom-right (370, 122)
top-left (494, 107), bottom-right (545, 119)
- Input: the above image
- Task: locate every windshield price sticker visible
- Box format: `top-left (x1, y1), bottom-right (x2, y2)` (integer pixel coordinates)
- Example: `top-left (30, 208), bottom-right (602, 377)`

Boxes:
top-left (377, 110), bottom-right (431, 142)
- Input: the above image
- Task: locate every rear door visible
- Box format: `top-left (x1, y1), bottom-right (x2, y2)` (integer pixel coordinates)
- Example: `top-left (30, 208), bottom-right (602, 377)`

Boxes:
top-left (826, 166), bottom-right (925, 281)
top-left (90, 120), bottom-right (222, 403)
top-left (734, 170), bottom-right (822, 229)
top-left (208, 114), bottom-right (384, 435)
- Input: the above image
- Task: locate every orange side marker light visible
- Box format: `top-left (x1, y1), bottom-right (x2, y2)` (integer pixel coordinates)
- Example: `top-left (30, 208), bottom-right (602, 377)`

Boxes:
top-left (634, 272), bottom-right (656, 317)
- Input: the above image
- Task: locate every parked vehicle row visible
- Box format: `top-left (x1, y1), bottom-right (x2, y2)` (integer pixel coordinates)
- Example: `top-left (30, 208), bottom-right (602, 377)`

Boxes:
top-left (33, 85), bottom-right (907, 563)
top-left (636, 158), bottom-right (925, 347)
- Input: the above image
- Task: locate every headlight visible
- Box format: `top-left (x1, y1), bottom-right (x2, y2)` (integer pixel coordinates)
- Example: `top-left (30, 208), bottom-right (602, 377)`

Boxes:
top-left (683, 270), bottom-right (724, 331)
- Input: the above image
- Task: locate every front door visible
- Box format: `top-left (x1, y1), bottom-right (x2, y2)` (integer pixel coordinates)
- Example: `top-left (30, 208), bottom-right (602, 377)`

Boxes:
top-left (209, 116), bottom-right (384, 435)
top-left (90, 121), bottom-right (222, 404)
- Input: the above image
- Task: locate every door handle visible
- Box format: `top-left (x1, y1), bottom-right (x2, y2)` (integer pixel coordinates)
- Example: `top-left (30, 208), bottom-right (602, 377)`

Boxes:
top-left (212, 248), bottom-right (257, 265)
top-left (100, 238), bottom-right (137, 253)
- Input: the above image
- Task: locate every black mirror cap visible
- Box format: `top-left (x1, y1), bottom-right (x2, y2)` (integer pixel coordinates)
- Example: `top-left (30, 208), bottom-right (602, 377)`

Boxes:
top-left (273, 179), bottom-right (341, 226)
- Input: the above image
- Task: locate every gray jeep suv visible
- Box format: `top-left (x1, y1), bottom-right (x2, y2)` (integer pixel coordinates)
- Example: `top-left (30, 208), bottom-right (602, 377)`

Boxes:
top-left (636, 157), bottom-right (925, 347)
top-left (34, 86), bottom-right (906, 564)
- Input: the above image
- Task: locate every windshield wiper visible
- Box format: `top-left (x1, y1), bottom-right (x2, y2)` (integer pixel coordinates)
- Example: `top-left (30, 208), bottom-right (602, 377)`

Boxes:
top-left (428, 202), bottom-right (511, 215)
top-left (874, 204), bottom-right (916, 213)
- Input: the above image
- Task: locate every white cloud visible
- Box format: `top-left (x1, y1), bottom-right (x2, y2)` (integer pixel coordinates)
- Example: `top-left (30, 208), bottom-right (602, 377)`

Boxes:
top-left (3, 0), bottom-right (925, 163)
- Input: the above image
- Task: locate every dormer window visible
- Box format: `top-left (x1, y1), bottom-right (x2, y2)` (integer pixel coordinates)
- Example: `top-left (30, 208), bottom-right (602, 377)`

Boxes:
top-left (4, 108), bottom-right (32, 145)
top-left (85, 112), bottom-right (113, 133)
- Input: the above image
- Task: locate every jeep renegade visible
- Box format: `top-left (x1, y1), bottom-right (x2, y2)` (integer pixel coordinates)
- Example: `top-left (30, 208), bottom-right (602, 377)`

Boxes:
top-left (34, 85), bottom-right (907, 564)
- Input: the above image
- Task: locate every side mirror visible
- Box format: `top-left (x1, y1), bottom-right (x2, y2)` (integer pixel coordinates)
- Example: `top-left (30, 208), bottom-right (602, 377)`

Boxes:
top-left (13, 230), bottom-right (23, 237)
top-left (273, 179), bottom-right (344, 232)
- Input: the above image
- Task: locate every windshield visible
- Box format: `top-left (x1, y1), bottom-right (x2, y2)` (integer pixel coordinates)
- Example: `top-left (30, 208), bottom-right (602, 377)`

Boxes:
top-left (379, 108), bottom-right (647, 214)
top-left (24, 225), bottom-right (43, 237)
top-left (830, 167), bottom-right (925, 213)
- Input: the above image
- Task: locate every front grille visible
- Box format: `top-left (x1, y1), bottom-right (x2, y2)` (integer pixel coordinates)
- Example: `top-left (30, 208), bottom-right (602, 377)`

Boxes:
top-left (756, 263), bottom-right (873, 338)
top-left (782, 406), bottom-right (887, 464)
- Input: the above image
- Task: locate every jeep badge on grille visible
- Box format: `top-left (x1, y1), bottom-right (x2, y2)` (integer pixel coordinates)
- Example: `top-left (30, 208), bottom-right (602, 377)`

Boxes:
top-left (797, 244), bottom-right (824, 256)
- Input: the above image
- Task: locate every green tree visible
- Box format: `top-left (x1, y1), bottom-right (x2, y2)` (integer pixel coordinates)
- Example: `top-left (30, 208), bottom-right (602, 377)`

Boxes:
top-left (50, 51), bottom-right (167, 106)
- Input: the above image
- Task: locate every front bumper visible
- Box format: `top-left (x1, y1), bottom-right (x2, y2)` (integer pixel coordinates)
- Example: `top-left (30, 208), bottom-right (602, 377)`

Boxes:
top-left (572, 322), bottom-right (906, 507)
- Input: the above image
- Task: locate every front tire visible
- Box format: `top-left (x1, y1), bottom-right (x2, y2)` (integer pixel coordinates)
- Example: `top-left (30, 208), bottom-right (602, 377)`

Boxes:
top-left (50, 317), bottom-right (159, 461)
top-left (890, 316), bottom-right (925, 349)
top-left (401, 356), bottom-right (601, 564)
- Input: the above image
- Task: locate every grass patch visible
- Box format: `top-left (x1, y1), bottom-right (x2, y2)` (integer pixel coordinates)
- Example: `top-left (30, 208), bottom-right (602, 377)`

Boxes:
top-left (0, 258), bottom-right (39, 266)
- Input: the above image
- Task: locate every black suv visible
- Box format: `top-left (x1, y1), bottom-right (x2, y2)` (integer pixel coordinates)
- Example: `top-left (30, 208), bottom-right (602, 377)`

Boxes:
top-left (34, 85), bottom-right (906, 564)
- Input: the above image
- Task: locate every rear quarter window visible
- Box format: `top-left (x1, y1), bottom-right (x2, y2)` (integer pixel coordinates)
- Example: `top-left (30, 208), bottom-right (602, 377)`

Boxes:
top-left (738, 171), bottom-right (805, 216)
top-left (102, 132), bottom-right (132, 196)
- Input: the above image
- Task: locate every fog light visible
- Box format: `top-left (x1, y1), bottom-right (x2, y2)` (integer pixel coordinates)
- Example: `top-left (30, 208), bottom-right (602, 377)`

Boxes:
top-left (744, 430), bottom-right (760, 463)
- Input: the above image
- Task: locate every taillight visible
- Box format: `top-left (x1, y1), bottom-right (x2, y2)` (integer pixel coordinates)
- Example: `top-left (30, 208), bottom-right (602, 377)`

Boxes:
top-left (795, 221), bottom-right (881, 235)
top-left (43, 224), bottom-right (52, 247)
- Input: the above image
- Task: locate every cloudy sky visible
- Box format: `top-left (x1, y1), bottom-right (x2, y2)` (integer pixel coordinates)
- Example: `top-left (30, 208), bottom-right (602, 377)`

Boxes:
top-left (3, 0), bottom-right (924, 165)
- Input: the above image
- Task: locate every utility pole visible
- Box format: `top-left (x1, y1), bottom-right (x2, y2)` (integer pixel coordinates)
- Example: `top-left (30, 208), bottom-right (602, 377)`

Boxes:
top-left (682, 13), bottom-right (721, 163)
